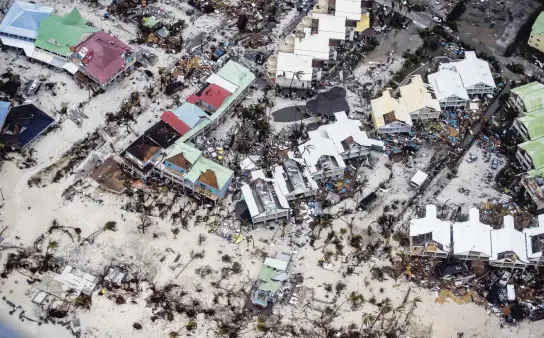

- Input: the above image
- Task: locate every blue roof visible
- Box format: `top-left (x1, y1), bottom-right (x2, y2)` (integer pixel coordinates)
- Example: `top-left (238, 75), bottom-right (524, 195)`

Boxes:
top-left (0, 1), bottom-right (54, 40)
top-left (173, 102), bottom-right (208, 128)
top-left (0, 101), bottom-right (10, 131)
top-left (0, 104), bottom-right (55, 149)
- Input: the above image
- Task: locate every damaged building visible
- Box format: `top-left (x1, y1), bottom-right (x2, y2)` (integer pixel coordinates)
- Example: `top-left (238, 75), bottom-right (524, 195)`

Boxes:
top-left (273, 158), bottom-right (319, 201)
top-left (409, 205), bottom-right (544, 268)
top-left (250, 253), bottom-right (291, 310)
top-left (241, 169), bottom-right (290, 225)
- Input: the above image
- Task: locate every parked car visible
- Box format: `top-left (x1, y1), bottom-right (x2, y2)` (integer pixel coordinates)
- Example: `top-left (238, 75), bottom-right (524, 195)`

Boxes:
top-left (433, 16), bottom-right (442, 23)
top-left (491, 158), bottom-right (499, 169)
top-left (467, 153), bottom-right (478, 163)
top-left (435, 0), bottom-right (443, 4)
top-left (401, 0), bottom-right (407, 5)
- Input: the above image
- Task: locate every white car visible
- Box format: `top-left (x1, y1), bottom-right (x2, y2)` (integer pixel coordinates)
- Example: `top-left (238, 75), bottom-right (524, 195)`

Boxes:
top-left (435, 0), bottom-right (443, 4)
top-left (433, 16), bottom-right (442, 23)
top-left (402, 0), bottom-right (407, 5)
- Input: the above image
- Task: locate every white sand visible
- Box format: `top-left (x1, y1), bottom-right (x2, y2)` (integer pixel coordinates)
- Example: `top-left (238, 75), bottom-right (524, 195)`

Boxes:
top-left (0, 1), bottom-right (542, 337)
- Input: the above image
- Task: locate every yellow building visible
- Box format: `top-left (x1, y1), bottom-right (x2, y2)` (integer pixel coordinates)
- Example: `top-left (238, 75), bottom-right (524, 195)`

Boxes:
top-left (529, 12), bottom-right (544, 53)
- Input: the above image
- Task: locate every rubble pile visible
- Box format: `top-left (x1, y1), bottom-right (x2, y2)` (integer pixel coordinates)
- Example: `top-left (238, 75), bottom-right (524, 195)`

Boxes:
top-left (401, 256), bottom-right (544, 325)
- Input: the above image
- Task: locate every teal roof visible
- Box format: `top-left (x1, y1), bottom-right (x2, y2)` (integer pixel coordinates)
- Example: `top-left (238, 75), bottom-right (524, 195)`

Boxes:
top-left (519, 138), bottom-right (544, 169)
top-left (532, 12), bottom-right (544, 35)
top-left (518, 111), bottom-right (544, 140)
top-left (209, 61), bottom-right (255, 121)
top-left (178, 118), bottom-right (211, 143)
top-left (528, 166), bottom-right (544, 178)
top-left (184, 155), bottom-right (233, 189)
top-left (166, 141), bottom-right (202, 164)
top-left (173, 103), bottom-right (207, 128)
top-left (511, 82), bottom-right (544, 113)
top-left (257, 266), bottom-right (282, 294)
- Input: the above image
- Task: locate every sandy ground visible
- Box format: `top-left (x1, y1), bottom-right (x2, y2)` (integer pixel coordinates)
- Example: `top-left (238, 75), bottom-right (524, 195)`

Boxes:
top-left (1, 1), bottom-right (544, 338)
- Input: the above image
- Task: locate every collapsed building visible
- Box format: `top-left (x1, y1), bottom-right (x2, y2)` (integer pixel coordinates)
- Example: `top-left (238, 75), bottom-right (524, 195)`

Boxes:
top-left (241, 170), bottom-right (290, 225)
top-left (250, 253), bottom-right (291, 310)
top-left (273, 158), bottom-right (319, 201)
top-left (409, 205), bottom-right (544, 268)
top-left (298, 111), bottom-right (383, 180)
top-left (371, 75), bottom-right (441, 134)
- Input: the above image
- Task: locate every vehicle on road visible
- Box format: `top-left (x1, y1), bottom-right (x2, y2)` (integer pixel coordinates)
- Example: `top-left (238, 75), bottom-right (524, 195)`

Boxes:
top-left (491, 158), bottom-right (499, 169)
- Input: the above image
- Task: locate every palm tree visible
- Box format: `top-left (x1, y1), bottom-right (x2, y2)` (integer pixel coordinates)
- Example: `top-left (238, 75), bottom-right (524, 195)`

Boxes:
top-left (289, 71), bottom-right (304, 94)
top-left (80, 221), bottom-right (118, 245)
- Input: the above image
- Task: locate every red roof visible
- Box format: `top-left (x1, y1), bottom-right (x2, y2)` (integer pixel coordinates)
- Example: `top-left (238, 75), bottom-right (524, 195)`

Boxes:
top-left (160, 111), bottom-right (191, 135)
top-left (199, 84), bottom-right (231, 109)
top-left (75, 31), bottom-right (132, 85)
top-left (186, 94), bottom-right (199, 105)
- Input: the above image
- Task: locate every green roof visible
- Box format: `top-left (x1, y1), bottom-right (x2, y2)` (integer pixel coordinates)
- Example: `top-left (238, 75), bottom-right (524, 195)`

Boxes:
top-left (210, 61), bottom-right (255, 121)
top-left (257, 266), bottom-right (282, 294)
top-left (518, 111), bottom-right (544, 140)
top-left (142, 17), bottom-right (159, 28)
top-left (184, 155), bottom-right (233, 189)
top-left (35, 8), bottom-right (98, 56)
top-left (528, 166), bottom-right (544, 178)
top-left (533, 12), bottom-right (544, 35)
top-left (166, 141), bottom-right (202, 164)
top-left (519, 138), bottom-right (544, 169)
top-left (511, 82), bottom-right (544, 113)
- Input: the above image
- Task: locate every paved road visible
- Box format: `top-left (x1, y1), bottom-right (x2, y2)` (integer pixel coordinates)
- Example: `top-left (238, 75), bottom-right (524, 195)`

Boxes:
top-left (460, 83), bottom-right (511, 149)
top-left (373, 0), bottom-right (434, 28)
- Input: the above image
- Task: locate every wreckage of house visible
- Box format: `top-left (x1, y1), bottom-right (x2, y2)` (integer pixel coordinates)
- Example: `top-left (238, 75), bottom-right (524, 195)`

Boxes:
top-left (409, 205), bottom-right (544, 268)
top-left (250, 253), bottom-right (291, 310)
top-left (0, 103), bottom-right (55, 149)
top-left (297, 111), bottom-right (381, 180)
top-left (241, 170), bottom-right (290, 225)
top-left (33, 265), bottom-right (98, 304)
top-left (273, 158), bottom-right (319, 201)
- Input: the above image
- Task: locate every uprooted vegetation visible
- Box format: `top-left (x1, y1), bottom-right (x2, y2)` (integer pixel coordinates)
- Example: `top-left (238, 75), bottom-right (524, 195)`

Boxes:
top-left (27, 132), bottom-right (104, 187)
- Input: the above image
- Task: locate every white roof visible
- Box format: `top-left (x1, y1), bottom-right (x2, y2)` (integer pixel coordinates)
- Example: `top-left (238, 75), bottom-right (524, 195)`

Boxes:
top-left (452, 208), bottom-right (492, 257)
top-left (523, 214), bottom-right (544, 259)
top-left (399, 75), bottom-right (441, 113)
top-left (312, 111), bottom-right (385, 153)
top-left (276, 52), bottom-right (313, 82)
top-left (0, 35), bottom-right (35, 56)
top-left (441, 51), bottom-right (496, 89)
top-left (294, 34), bottom-right (330, 60)
top-left (335, 0), bottom-right (362, 21)
top-left (264, 257), bottom-right (288, 271)
top-left (241, 170), bottom-right (290, 219)
top-left (207, 73), bottom-right (239, 93)
top-left (490, 215), bottom-right (528, 263)
top-left (298, 135), bottom-right (346, 175)
top-left (370, 89), bottom-right (413, 127)
top-left (428, 69), bottom-right (469, 101)
top-left (313, 13), bottom-right (346, 40)
top-left (409, 205), bottom-right (451, 249)
top-left (410, 170), bottom-right (428, 186)
top-left (273, 160), bottom-right (318, 197)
